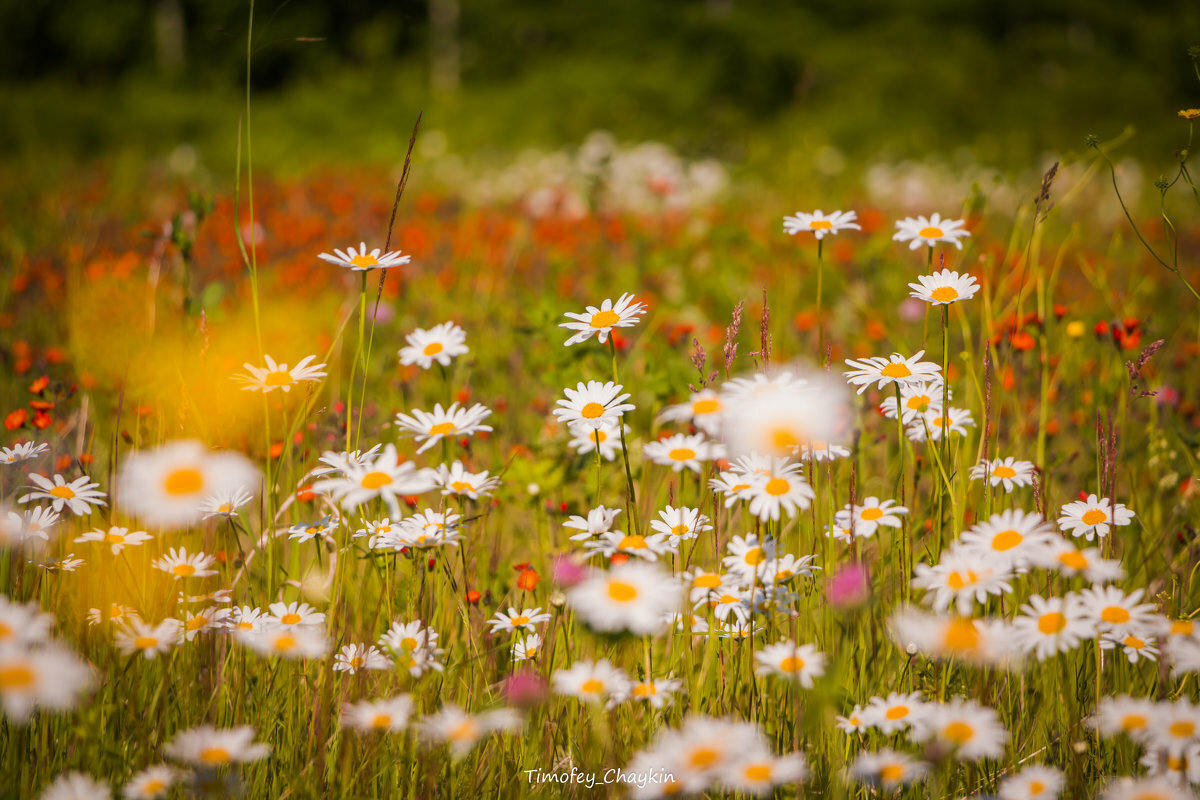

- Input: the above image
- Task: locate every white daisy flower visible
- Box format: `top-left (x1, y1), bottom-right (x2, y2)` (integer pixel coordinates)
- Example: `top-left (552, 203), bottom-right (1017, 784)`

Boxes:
top-left (436, 460), bottom-right (500, 500)
top-left (0, 441), bottom-right (49, 464)
top-left (1011, 593), bottom-right (1095, 660)
top-left (418, 705), bottom-right (522, 758)
top-left (122, 764), bottom-right (179, 799)
top-left (311, 443), bottom-right (437, 518)
top-left (893, 213), bottom-right (971, 250)
top-left (340, 694), bottom-right (414, 732)
top-left (233, 354), bottom-right (326, 393)
top-left (562, 505), bottom-right (622, 541)
top-left (552, 380), bottom-right (635, 428)
top-left (741, 459), bottom-right (814, 522)
top-left (512, 633), bottom-right (542, 662)
top-left (115, 440), bottom-right (259, 529)
top-left (152, 547), bottom-right (218, 580)
top-left (783, 209), bottom-right (860, 239)
top-left (398, 322), bottom-right (468, 370)
top-left (649, 505), bottom-right (712, 548)
top-left (163, 724), bottom-right (270, 766)
top-left (486, 607), bottom-right (550, 635)
top-left (39, 772), bottom-right (111, 800)
top-left (908, 697), bottom-right (1007, 761)
top-left (317, 242), bottom-right (410, 271)
top-left (394, 402), bottom-right (493, 454)
top-left (907, 269), bottom-right (980, 305)
top-left (0, 643), bottom-right (93, 722)
top-left (199, 487), bottom-right (255, 519)
top-left (754, 640), bottom-right (826, 688)
top-left (847, 749), bottom-right (929, 789)
top-left (642, 433), bottom-right (722, 473)
top-left (0, 596), bottom-right (54, 646)
top-left (74, 526), bottom-right (153, 556)
top-left (843, 351), bottom-right (942, 394)
top-left (267, 601), bottom-right (326, 628)
top-left (862, 691), bottom-right (928, 735)
top-left (1037, 538), bottom-right (1125, 583)
top-left (832, 496), bottom-right (907, 540)
top-left (879, 379), bottom-right (946, 424)
top-left (566, 419), bottom-right (627, 461)
top-left (552, 658), bottom-right (631, 703)
top-left (1058, 493), bottom-right (1135, 541)
top-left (115, 619), bottom-right (183, 659)
top-left (657, 388), bottom-right (725, 436)
top-left (719, 752), bottom-right (808, 796)
top-left (287, 514), bottom-right (339, 544)
top-left (333, 644), bottom-right (392, 674)
top-left (956, 509), bottom-right (1057, 571)
top-left (969, 457), bottom-right (1036, 492)
top-left (608, 676), bottom-right (684, 710)
top-left (19, 473), bottom-right (107, 516)
top-left (997, 764), bottom-right (1064, 800)
top-left (560, 292), bottom-right (646, 346)
top-left (566, 562), bottom-right (682, 636)
top-left (911, 549), bottom-right (1013, 615)
top-left (1077, 586), bottom-right (1158, 639)
top-left (582, 530), bottom-right (674, 561)
top-left (1101, 631), bottom-right (1159, 663)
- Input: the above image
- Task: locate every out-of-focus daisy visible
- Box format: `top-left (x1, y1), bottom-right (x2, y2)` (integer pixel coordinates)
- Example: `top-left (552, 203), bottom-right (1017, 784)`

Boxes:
top-left (116, 441), bottom-right (259, 529)
top-left (312, 443), bottom-right (437, 518)
top-left (6, 506), bottom-right (60, 544)
top-left (719, 370), bottom-right (849, 460)
top-left (436, 461), bottom-right (500, 500)
top-left (152, 547), bottom-right (217, 580)
top-left (879, 379), bottom-right (945, 424)
top-left (341, 694), bottom-right (414, 733)
top-left (267, 601), bottom-right (326, 628)
top-left (798, 440), bottom-right (851, 461)
top-left (164, 725), bottom-right (270, 766)
top-left (394, 402), bottom-right (493, 454)
top-left (487, 607), bottom-right (550, 635)
top-left (199, 487), bottom-right (255, 520)
top-left (180, 588), bottom-right (232, 606)
top-left (832, 497), bottom-right (907, 540)
top-left (893, 213), bottom-right (971, 250)
top-left (649, 506), bottom-right (712, 547)
top-left (229, 606), bottom-right (267, 633)
top-left (122, 764), bottom-right (179, 800)
top-left (784, 209), bottom-right (860, 239)
top-left (567, 419), bottom-right (627, 461)
top-left (1058, 494), bottom-right (1135, 541)
top-left (862, 691), bottom-right (927, 735)
top-left (39, 554), bottom-right (84, 572)
top-left (906, 406), bottom-right (974, 442)
top-left (997, 764), bottom-right (1064, 800)
top-left (1090, 695), bottom-right (1156, 742)
top-left (0, 441), bottom-right (49, 464)
top-left (398, 322), bottom-right (468, 370)
top-left (418, 705), bottom-right (522, 757)
top-left (237, 625), bottom-right (328, 659)
top-left (722, 534), bottom-right (778, 582)
top-left (378, 619), bottom-right (445, 677)
top-left (318, 242), bottom-right (410, 271)
top-left (19, 473), bottom-right (107, 516)
top-left (560, 293), bottom-right (646, 346)
top-left (74, 526), bottom-right (152, 556)
top-left (835, 704), bottom-right (870, 734)
top-left (563, 505), bottom-right (621, 541)
top-left (609, 676), bottom-right (684, 710)
top-left (909, 698), bottom-right (1007, 761)
top-left (39, 772), bottom-right (111, 800)
top-left (890, 609), bottom-right (1016, 667)
top-left (911, 550), bottom-right (1012, 614)
top-left (754, 641), bottom-right (826, 688)
top-left (847, 749), bottom-right (929, 789)
top-left (719, 752), bottom-right (808, 796)
top-left (567, 562), bottom-right (681, 636)
top-left (969, 457), bottom-right (1036, 492)
top-left (1078, 586), bottom-right (1158, 639)
top-left (1097, 775), bottom-right (1196, 800)
top-left (87, 604), bottom-right (139, 627)
top-left (957, 510), bottom-right (1057, 570)
top-left (234, 354), bottom-right (326, 393)
top-left (582, 530), bottom-right (674, 562)
top-left (287, 515), bottom-right (339, 544)
top-left (1167, 637), bottom-right (1200, 676)
top-left (0, 597), bottom-right (54, 646)
top-left (1102, 631), bottom-right (1159, 663)
top-left (1011, 594), bottom-right (1094, 660)
top-left (396, 509), bottom-right (463, 548)
top-left (0, 643), bottom-right (93, 722)
top-left (908, 269), bottom-right (980, 305)
top-left (642, 433), bottom-right (721, 473)
top-left (333, 643), bottom-right (392, 674)
top-left (843, 352), bottom-right (941, 394)
top-left (115, 619), bottom-right (183, 659)
top-left (657, 389), bottom-right (725, 437)
top-left (553, 380), bottom-right (635, 428)
top-left (180, 607), bottom-right (230, 641)
top-left (652, 716), bottom-right (767, 788)
top-left (512, 633), bottom-right (542, 662)
top-left (1039, 539), bottom-right (1125, 583)
top-left (1145, 700), bottom-right (1200, 754)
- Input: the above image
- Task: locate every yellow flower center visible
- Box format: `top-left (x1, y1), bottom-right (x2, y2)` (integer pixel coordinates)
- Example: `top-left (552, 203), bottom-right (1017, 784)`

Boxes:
top-left (880, 363), bottom-right (913, 378)
top-left (671, 524), bottom-right (690, 537)
top-left (1121, 714), bottom-right (1147, 731)
top-left (0, 623), bottom-right (11, 640)
top-left (580, 679), bottom-right (605, 694)
top-left (906, 394), bottom-right (931, 410)
top-left (886, 706), bottom-right (909, 720)
top-left (350, 657), bottom-right (364, 668)
top-left (879, 764), bottom-right (904, 783)
top-left (1081, 509), bottom-right (1107, 526)
top-left (1124, 636), bottom-right (1145, 649)
top-left (280, 613), bottom-right (302, 625)
top-left (348, 254), bottom-right (379, 268)
top-left (1029, 781), bottom-right (1046, 794)
top-left (743, 547), bottom-right (765, 565)
top-left (107, 532), bottom-right (126, 544)
top-left (186, 615), bottom-right (208, 631)
top-left (918, 226), bottom-right (944, 239)
top-left (809, 220), bottom-right (833, 230)
top-left (1170, 621), bottom-right (1196, 636)
top-left (668, 448), bottom-right (696, 461)
top-left (371, 713), bottom-right (392, 729)
top-left (580, 402), bottom-right (606, 419)
top-left (588, 430), bottom-right (607, 444)
top-left (943, 721), bottom-right (975, 744)
top-left (449, 720), bottom-right (478, 742)
top-left (1038, 612), bottom-right (1067, 634)
top-left (859, 507), bottom-right (884, 521)
top-left (943, 618), bottom-right (980, 652)
top-left (689, 748), bottom-right (719, 768)
top-left (778, 655), bottom-right (805, 673)
top-left (993, 465), bottom-right (1017, 478)
top-left (1058, 551), bottom-right (1088, 570)
top-left (449, 481), bottom-right (474, 493)
top-left (423, 342), bottom-right (444, 356)
top-left (618, 535), bottom-right (647, 550)
top-left (428, 422), bottom-right (456, 436)
top-left (764, 478), bottom-right (790, 496)
top-left (744, 764), bottom-right (772, 781)
top-left (0, 664), bottom-right (35, 688)
top-left (692, 398), bottom-right (720, 414)
top-left (1101, 606), bottom-right (1131, 624)
top-left (509, 615), bottom-right (530, 626)
top-left (142, 779), bottom-right (166, 794)
top-left (632, 682), bottom-right (656, 697)
top-left (608, 581), bottom-right (638, 602)
top-left (263, 370), bottom-right (294, 387)
top-left (164, 468), bottom-right (204, 496)
top-left (273, 634), bottom-right (297, 652)
top-left (199, 747), bottom-right (231, 765)
top-left (1170, 721), bottom-right (1196, 738)
top-left (134, 636), bottom-right (159, 649)
top-left (49, 485), bottom-right (76, 499)
top-left (992, 530), bottom-right (1022, 551)
top-left (401, 637), bottom-right (419, 651)
top-left (694, 574), bottom-right (722, 588)
top-left (360, 471), bottom-right (393, 489)
top-left (771, 428), bottom-right (800, 450)
top-left (173, 564), bottom-right (196, 577)
top-left (590, 310), bottom-right (620, 329)
top-left (719, 594), bottom-right (740, 604)
top-left (237, 621), bottom-right (253, 630)
top-left (946, 570), bottom-right (978, 590)
top-left (930, 287), bottom-right (959, 303)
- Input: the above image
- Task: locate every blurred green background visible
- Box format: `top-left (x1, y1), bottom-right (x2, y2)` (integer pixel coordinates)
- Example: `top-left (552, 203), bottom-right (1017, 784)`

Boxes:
top-left (1, 0), bottom-right (1197, 175)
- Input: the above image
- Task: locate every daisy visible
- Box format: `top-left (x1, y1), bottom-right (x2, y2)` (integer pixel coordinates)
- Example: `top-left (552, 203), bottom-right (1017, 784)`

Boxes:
top-left (74, 526), bottom-right (153, 555)
top-left (418, 705), bottom-right (522, 758)
top-left (583, 530), bottom-right (673, 561)
top-left (742, 459), bottom-right (815, 522)
top-left (997, 764), bottom-right (1064, 800)
top-left (19, 473), bottom-right (107, 516)
top-left (754, 641), bottom-right (826, 688)
top-left (907, 406), bottom-right (974, 442)
top-left (116, 441), bottom-right (259, 529)
top-left (1058, 494), bottom-right (1135, 541)
top-left (760, 553), bottom-right (819, 585)
top-left (1146, 700), bottom-right (1200, 754)
top-left (862, 691), bottom-right (927, 735)
top-left (436, 460), bottom-right (500, 500)
top-left (487, 607), bottom-right (550, 635)
top-left (609, 676), bottom-right (684, 710)
top-left (911, 550), bottom-right (1012, 615)
top-left (1098, 776), bottom-right (1196, 800)
top-left (179, 588), bottom-right (232, 605)
top-left (832, 496), bottom-right (908, 540)
top-left (122, 765), bottom-right (179, 800)
top-left (228, 606), bottom-right (268, 633)
top-left (1011, 594), bottom-right (1095, 660)
top-left (237, 625), bottom-right (328, 659)
top-left (0, 597), bottom-right (54, 646)
top-left (552, 658), bottom-right (632, 703)
top-left (287, 514), bottom-right (339, 544)
top-left (396, 509), bottom-right (463, 548)
top-left (1101, 631), bottom-right (1159, 663)
top-left (847, 749), bottom-right (929, 789)
top-left (164, 725), bottom-right (270, 766)
top-left (1167, 637), bottom-right (1200, 676)
top-left (6, 506), bottom-right (60, 545)
top-left (378, 620), bottom-right (445, 677)
top-left (657, 388), bottom-right (725, 437)
top-left (312, 443), bottom-right (437, 517)
top-left (115, 619), bottom-right (183, 659)
top-left (957, 510), bottom-right (1057, 570)
top-left (199, 487), bottom-right (254, 519)
top-left (1090, 695), bottom-right (1157, 742)
top-left (152, 547), bottom-right (218, 580)
top-left (642, 433), bottom-right (721, 473)
top-left (317, 242), bottom-right (410, 271)
top-left (649, 506), bottom-right (712, 548)
top-left (720, 371), bottom-right (849, 459)
top-left (783, 209), bottom-right (860, 239)
top-left (0, 643), bottom-right (93, 722)
top-left (563, 505), bottom-right (622, 541)
top-left (908, 269), bottom-right (980, 305)
top-left (843, 351), bottom-right (942, 394)
top-left (566, 419), bottom-right (627, 461)
top-left (719, 752), bottom-right (808, 796)
top-left (560, 292), bottom-right (646, 346)
top-left (722, 534), bottom-right (777, 582)
top-left (39, 772), bottom-right (111, 800)
top-left (1038, 538), bottom-right (1125, 583)
top-left (234, 354), bottom-right (326, 393)
top-left (798, 440), bottom-right (851, 461)
top-left (552, 380), bottom-right (635, 428)
top-left (0, 441), bottom-right (49, 464)
top-left (179, 607), bottom-right (230, 641)
top-left (890, 609), bottom-right (1016, 667)
top-left (393, 402), bottom-right (493, 454)
top-left (835, 704), bottom-right (870, 734)
top-left (512, 633), bottom-right (542, 662)
top-left (333, 643), bottom-right (392, 674)
top-left (1077, 586), bottom-right (1158, 639)
top-left (340, 694), bottom-right (414, 733)
top-left (879, 379), bottom-right (946, 424)
top-left (893, 213), bottom-right (971, 250)
top-left (566, 562), bottom-right (681, 636)
top-left (87, 604), bottom-right (140, 626)
top-left (39, 554), bottom-right (84, 572)
top-left (267, 601), bottom-right (326, 628)
top-left (653, 716), bottom-right (767, 785)
top-left (398, 322), bottom-right (469, 370)
top-left (909, 698), bottom-right (1007, 761)
top-left (969, 457), bottom-right (1036, 492)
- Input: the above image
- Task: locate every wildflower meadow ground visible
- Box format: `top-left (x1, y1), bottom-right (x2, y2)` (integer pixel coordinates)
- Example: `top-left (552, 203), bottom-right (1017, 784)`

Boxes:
top-left (4, 67), bottom-right (1200, 800)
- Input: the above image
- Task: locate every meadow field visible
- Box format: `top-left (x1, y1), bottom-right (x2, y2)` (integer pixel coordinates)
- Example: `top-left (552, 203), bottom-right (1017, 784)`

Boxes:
top-left (4, 7), bottom-right (1200, 800)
